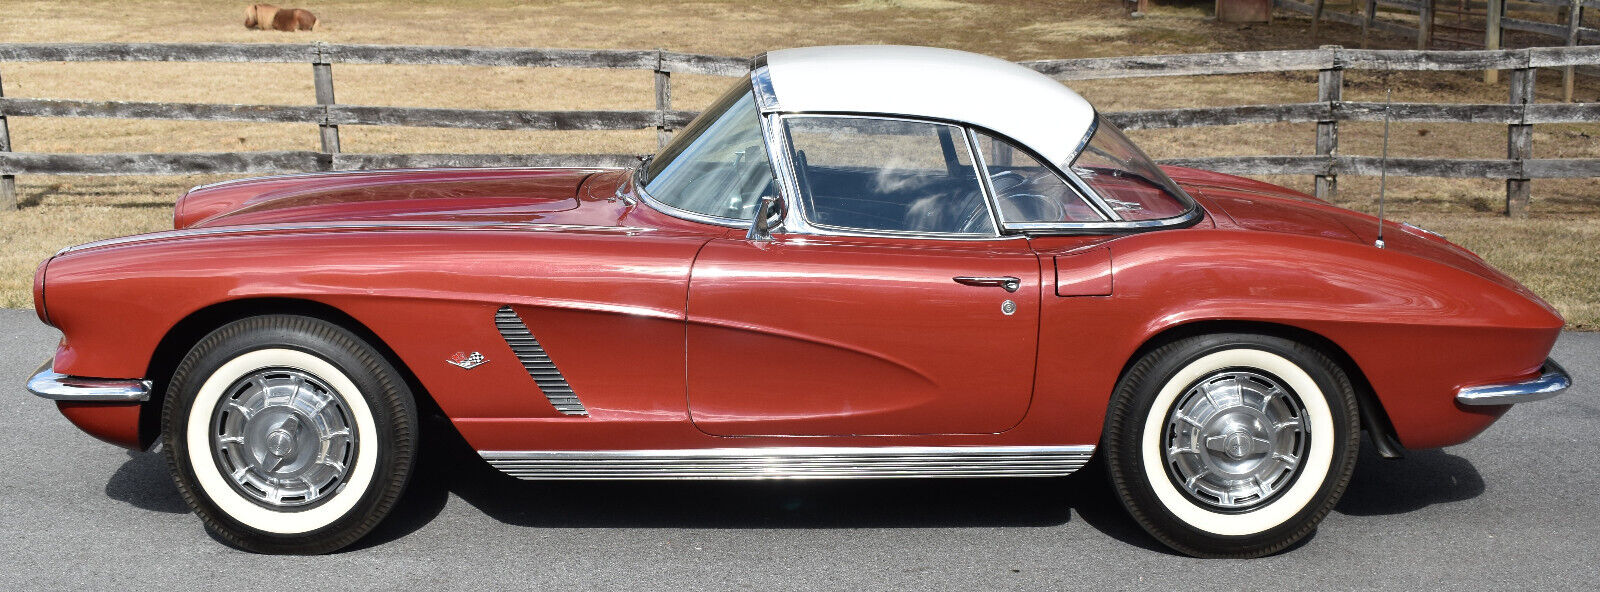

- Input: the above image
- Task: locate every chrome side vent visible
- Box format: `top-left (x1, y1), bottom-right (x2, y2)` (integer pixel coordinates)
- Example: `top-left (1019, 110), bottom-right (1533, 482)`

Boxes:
top-left (495, 306), bottom-right (588, 416)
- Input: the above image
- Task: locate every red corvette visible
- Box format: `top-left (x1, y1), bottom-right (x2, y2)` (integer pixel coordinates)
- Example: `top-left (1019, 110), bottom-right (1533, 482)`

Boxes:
top-left (26, 46), bottom-right (1570, 557)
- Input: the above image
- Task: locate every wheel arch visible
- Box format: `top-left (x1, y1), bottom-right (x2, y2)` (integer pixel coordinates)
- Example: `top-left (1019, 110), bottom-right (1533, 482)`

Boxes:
top-left (1115, 319), bottom-right (1404, 459)
top-left (138, 297), bottom-right (443, 450)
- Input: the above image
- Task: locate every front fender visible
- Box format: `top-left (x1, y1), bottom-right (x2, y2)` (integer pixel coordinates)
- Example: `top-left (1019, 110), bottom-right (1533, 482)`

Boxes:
top-left (1106, 229), bottom-right (1561, 449)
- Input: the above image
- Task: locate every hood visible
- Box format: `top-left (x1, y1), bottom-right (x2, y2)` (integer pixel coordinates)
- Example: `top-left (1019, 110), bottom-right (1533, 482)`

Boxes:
top-left (1164, 166), bottom-right (1556, 311)
top-left (1165, 166), bottom-right (1364, 242)
top-left (175, 168), bottom-right (604, 228)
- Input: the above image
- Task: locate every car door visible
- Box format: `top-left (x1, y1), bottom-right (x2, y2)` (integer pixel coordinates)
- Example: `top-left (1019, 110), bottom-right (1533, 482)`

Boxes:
top-left (686, 115), bottom-right (1042, 437)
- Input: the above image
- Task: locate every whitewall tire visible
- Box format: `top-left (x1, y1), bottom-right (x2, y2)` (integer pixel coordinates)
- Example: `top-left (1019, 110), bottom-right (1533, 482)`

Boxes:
top-left (162, 315), bottom-right (417, 554)
top-left (1103, 333), bottom-right (1360, 558)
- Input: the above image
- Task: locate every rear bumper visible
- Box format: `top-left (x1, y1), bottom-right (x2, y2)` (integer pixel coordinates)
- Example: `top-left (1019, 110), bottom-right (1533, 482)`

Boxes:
top-left (26, 361), bottom-right (152, 402)
top-left (1456, 359), bottom-right (1572, 406)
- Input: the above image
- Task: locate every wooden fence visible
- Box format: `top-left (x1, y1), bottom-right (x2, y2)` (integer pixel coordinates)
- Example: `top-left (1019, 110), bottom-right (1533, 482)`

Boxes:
top-left (1285, 0), bottom-right (1597, 97)
top-left (1, 42), bottom-right (1598, 216)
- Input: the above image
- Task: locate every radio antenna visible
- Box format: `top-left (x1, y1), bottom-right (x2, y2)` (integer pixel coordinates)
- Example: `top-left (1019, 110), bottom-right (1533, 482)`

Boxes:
top-left (1375, 84), bottom-right (1391, 249)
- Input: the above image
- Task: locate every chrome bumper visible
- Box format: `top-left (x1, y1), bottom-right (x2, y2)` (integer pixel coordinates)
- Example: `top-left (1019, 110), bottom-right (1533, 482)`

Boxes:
top-left (26, 361), bottom-right (152, 402)
top-left (1456, 359), bottom-right (1572, 406)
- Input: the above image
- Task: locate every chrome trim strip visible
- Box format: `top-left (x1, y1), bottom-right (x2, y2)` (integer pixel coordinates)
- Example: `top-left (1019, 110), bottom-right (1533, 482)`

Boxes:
top-left (1456, 359), bottom-right (1572, 406)
top-left (57, 221), bottom-right (654, 255)
top-left (480, 445), bottom-right (1095, 480)
top-left (26, 361), bottom-right (152, 403)
top-left (495, 306), bottom-right (588, 416)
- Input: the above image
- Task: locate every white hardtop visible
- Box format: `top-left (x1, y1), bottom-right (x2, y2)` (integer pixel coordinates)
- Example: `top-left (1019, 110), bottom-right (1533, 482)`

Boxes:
top-left (761, 45), bottom-right (1098, 168)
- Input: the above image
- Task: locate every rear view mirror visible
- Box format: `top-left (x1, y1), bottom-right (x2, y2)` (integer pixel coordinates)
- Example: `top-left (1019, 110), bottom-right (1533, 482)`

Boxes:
top-left (747, 194), bottom-right (786, 241)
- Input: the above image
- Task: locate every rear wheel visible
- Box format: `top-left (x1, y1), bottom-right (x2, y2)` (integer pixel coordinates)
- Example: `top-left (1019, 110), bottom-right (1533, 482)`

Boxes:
top-left (1103, 333), bottom-right (1360, 558)
top-left (161, 315), bottom-right (417, 554)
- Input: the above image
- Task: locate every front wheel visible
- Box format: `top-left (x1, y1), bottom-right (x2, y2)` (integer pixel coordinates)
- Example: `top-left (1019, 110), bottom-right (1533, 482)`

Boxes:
top-left (1103, 333), bottom-right (1360, 558)
top-left (161, 315), bottom-right (417, 554)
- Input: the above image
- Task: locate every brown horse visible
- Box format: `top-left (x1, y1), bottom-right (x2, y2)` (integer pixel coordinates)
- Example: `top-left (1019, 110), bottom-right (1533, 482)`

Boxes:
top-left (244, 4), bottom-right (316, 31)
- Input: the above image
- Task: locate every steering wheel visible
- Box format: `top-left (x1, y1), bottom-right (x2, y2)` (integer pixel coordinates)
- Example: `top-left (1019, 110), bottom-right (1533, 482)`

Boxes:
top-left (988, 169), bottom-right (1029, 193)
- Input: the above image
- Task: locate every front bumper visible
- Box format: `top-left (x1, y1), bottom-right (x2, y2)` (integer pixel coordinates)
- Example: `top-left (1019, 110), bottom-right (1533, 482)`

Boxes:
top-left (1456, 358), bottom-right (1572, 406)
top-left (26, 361), bottom-right (152, 402)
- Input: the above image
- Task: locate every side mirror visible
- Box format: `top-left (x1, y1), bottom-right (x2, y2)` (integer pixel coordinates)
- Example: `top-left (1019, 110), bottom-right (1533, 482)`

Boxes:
top-left (747, 194), bottom-right (786, 241)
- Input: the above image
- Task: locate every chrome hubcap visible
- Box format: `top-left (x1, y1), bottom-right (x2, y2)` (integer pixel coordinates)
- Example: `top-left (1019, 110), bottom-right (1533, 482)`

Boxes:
top-left (1162, 370), bottom-right (1309, 510)
top-left (210, 368), bottom-right (357, 509)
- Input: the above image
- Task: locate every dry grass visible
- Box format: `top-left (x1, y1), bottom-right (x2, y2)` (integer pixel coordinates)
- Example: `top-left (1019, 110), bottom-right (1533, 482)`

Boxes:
top-left (1, 0), bottom-right (1597, 327)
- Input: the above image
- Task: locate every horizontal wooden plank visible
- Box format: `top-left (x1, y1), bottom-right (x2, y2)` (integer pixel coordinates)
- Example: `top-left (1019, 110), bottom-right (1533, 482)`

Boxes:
top-left (9, 150), bottom-right (1598, 179)
top-left (1023, 49), bottom-right (1334, 79)
top-left (1527, 45), bottom-right (1600, 69)
top-left (1107, 103), bottom-right (1331, 130)
top-left (1339, 48), bottom-right (1530, 70)
top-left (1157, 156), bottom-right (1526, 177)
top-left (8, 96), bottom-right (1590, 131)
top-left (0, 151), bottom-right (327, 175)
top-left (333, 153), bottom-right (639, 170)
top-left (328, 106), bottom-right (697, 130)
top-left (1524, 159), bottom-right (1600, 178)
top-left (0, 98), bottom-right (698, 131)
top-left (659, 51), bottom-right (749, 76)
top-left (0, 42), bottom-right (314, 63)
top-left (1373, 0), bottom-right (1424, 11)
top-left (318, 44), bottom-right (658, 69)
top-left (1333, 101), bottom-right (1520, 123)
top-left (1277, 0), bottom-right (1420, 38)
top-left (0, 151), bottom-right (640, 175)
top-left (1525, 103), bottom-right (1600, 124)
top-left (1502, 18), bottom-right (1600, 44)
top-left (1510, 0), bottom-right (1589, 7)
top-left (4, 42), bottom-right (1596, 77)
top-left (1106, 101), bottom-right (1592, 128)
top-left (0, 97), bottom-right (322, 123)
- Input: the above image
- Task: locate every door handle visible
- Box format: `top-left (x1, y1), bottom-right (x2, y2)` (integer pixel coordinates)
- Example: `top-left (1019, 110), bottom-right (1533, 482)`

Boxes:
top-left (953, 276), bottom-right (1021, 293)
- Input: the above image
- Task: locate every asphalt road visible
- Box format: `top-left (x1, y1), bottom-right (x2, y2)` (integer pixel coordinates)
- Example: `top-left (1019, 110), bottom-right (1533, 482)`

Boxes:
top-left (2, 307), bottom-right (1597, 590)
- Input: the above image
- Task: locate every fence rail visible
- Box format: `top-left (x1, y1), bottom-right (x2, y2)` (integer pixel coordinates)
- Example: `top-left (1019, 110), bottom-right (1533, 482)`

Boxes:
top-left (2, 42), bottom-right (1598, 216)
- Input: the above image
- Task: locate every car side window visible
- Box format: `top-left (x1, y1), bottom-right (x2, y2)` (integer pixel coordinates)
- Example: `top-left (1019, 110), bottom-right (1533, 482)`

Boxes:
top-left (971, 131), bottom-right (1103, 224)
top-left (784, 117), bottom-right (996, 236)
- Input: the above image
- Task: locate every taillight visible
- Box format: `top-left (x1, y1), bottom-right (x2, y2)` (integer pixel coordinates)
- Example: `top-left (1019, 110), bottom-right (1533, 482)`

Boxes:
top-left (32, 257), bottom-right (52, 327)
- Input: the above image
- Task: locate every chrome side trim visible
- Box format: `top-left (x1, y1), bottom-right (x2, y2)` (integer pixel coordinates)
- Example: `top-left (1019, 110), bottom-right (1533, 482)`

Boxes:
top-left (495, 306), bottom-right (588, 416)
top-left (480, 445), bottom-right (1095, 480)
top-left (26, 361), bottom-right (152, 402)
top-left (57, 221), bottom-right (654, 255)
top-left (1457, 359), bottom-right (1572, 406)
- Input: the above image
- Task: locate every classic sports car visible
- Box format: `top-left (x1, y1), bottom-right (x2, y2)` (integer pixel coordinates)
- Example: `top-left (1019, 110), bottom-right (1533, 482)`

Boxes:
top-left (26, 46), bottom-right (1571, 557)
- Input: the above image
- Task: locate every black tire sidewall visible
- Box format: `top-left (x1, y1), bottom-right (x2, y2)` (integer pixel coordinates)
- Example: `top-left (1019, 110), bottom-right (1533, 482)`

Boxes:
top-left (1104, 333), bottom-right (1360, 557)
top-left (161, 315), bottom-right (417, 554)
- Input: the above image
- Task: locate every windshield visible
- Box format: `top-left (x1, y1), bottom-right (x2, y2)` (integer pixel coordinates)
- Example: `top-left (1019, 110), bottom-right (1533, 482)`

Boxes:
top-left (1069, 118), bottom-right (1191, 221)
top-left (639, 80), bottom-right (773, 222)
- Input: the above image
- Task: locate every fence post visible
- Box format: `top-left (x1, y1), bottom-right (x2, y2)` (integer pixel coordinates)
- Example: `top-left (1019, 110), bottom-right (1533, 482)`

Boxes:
top-left (1506, 65), bottom-right (1535, 217)
top-left (0, 67), bottom-right (15, 210)
top-left (655, 50), bottom-right (672, 149)
top-left (313, 44), bottom-right (340, 160)
top-left (1315, 46), bottom-right (1342, 201)
top-left (1418, 0), bottom-right (1435, 49)
top-left (1485, 0), bottom-right (1503, 84)
top-left (1563, 0), bottom-right (1582, 102)
top-left (1360, 0), bottom-right (1378, 48)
